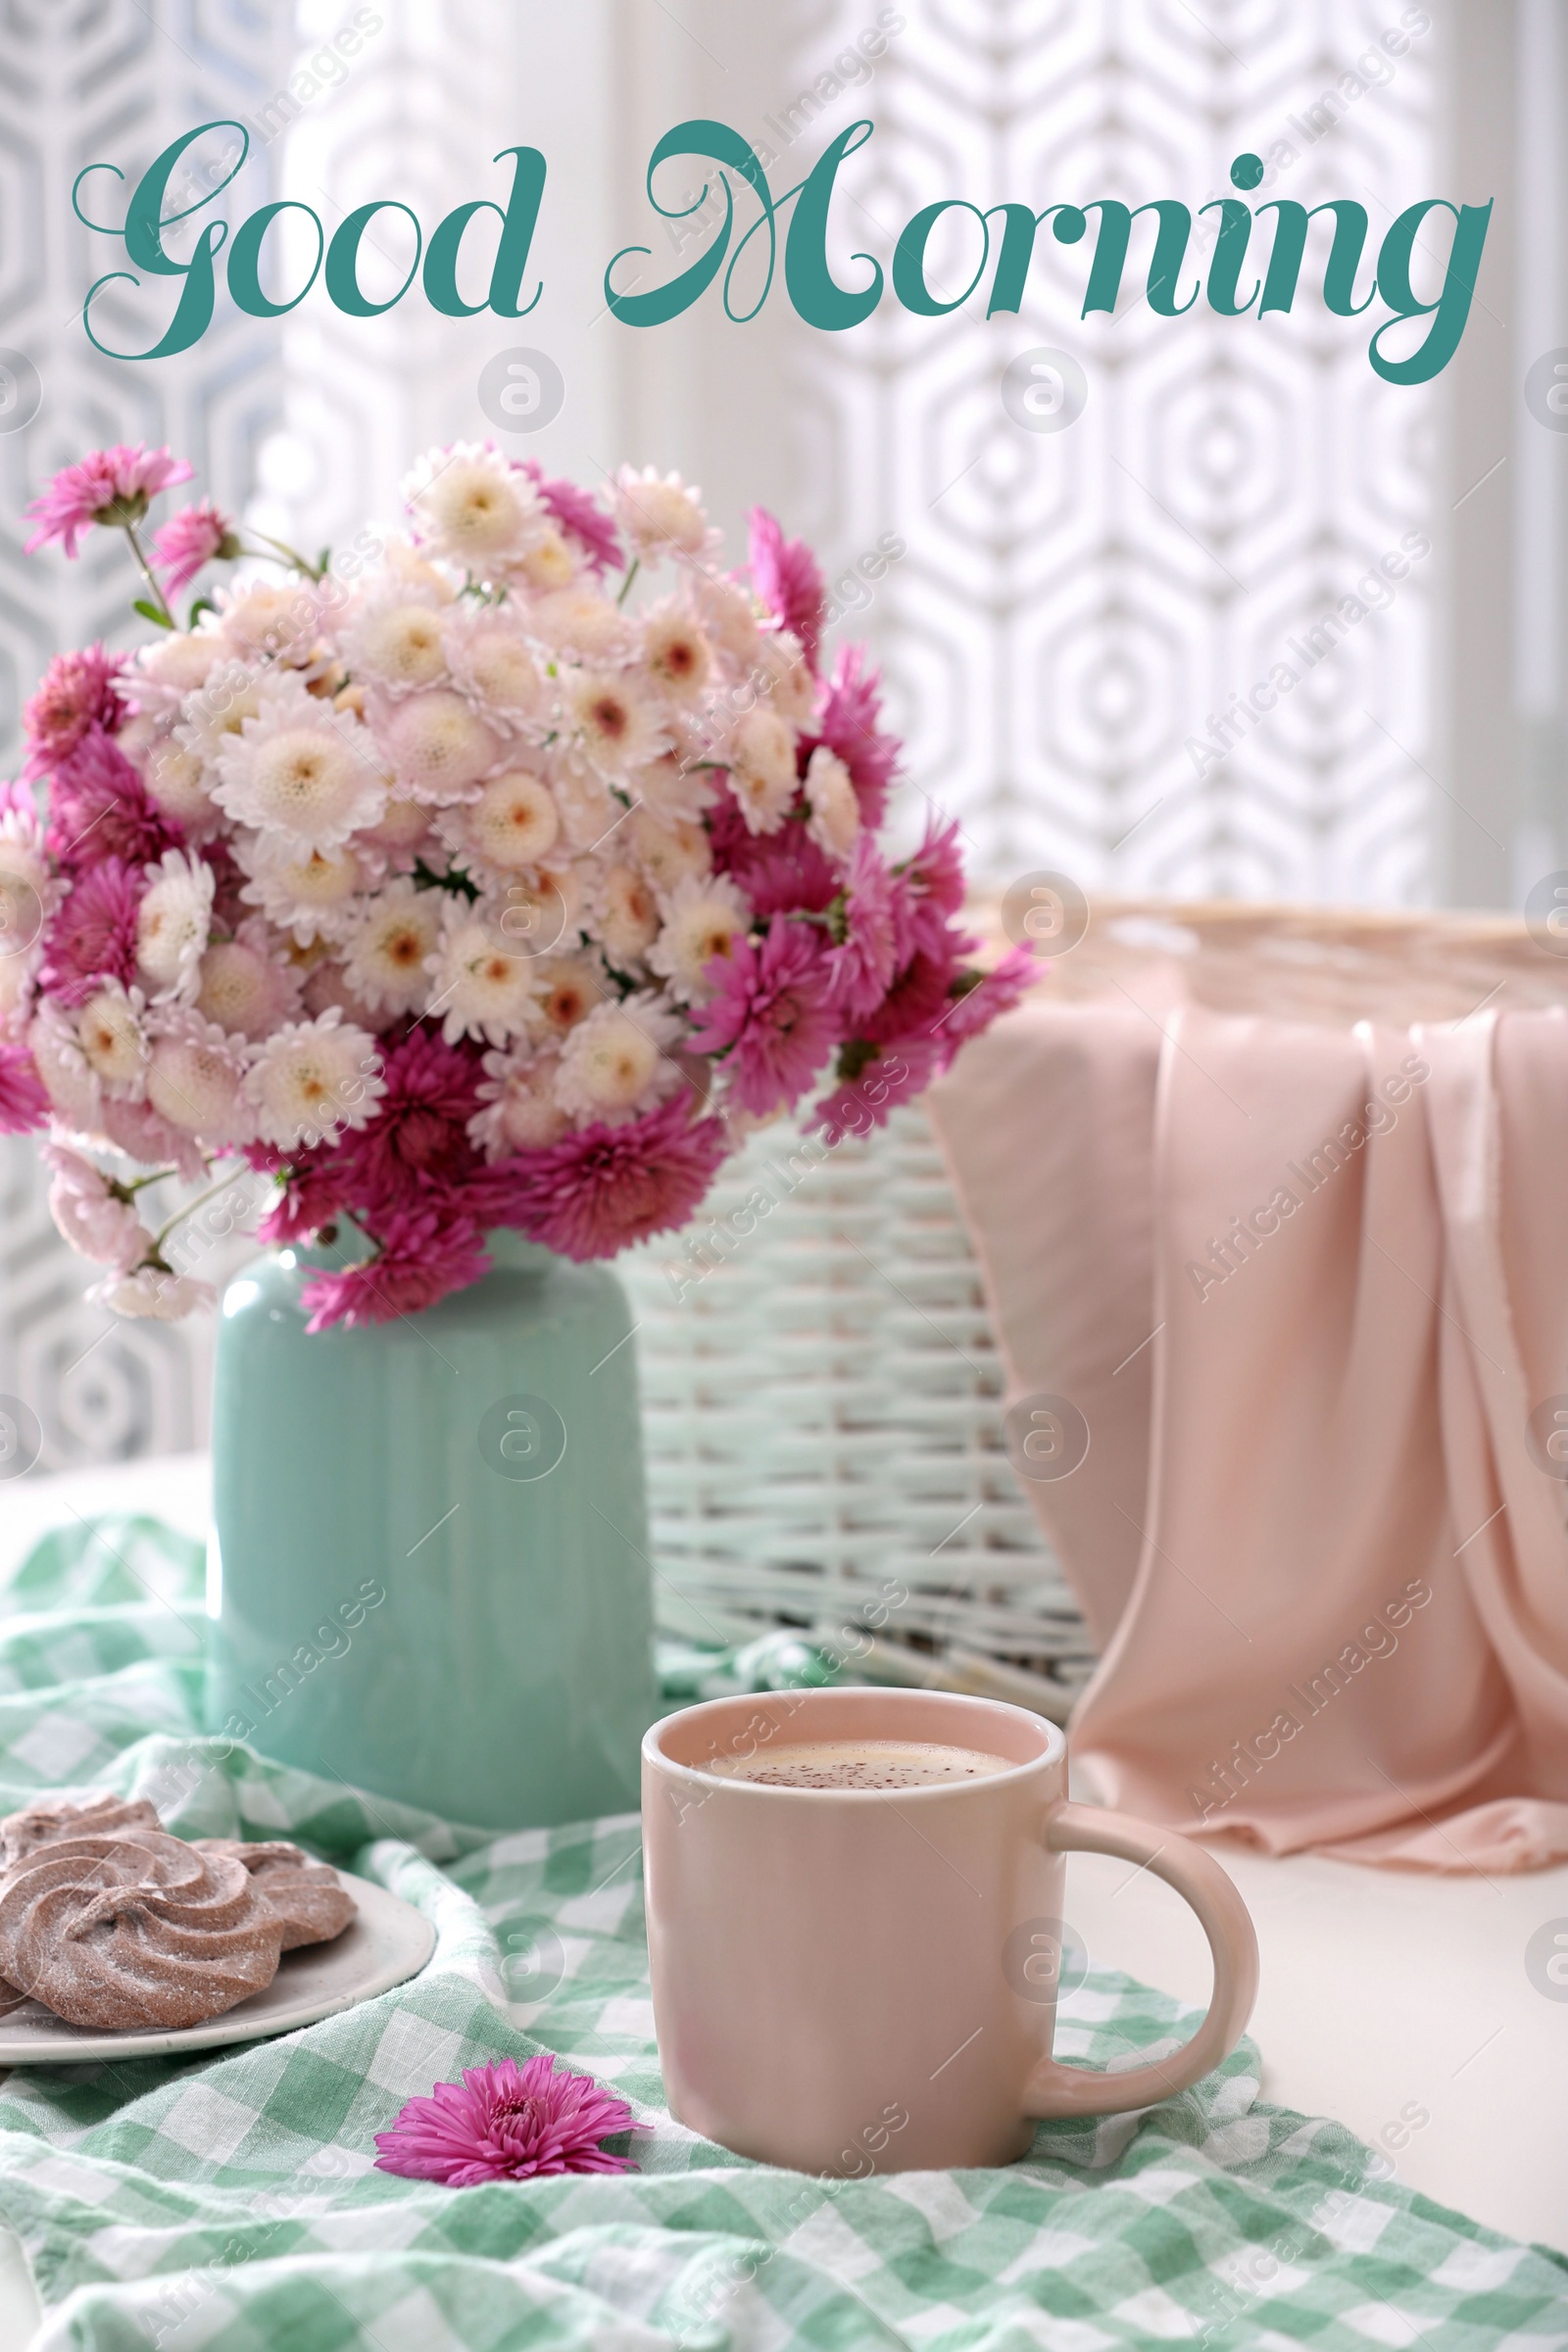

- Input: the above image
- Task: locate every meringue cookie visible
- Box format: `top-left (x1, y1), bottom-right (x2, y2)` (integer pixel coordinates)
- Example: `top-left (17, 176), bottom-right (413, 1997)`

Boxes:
top-left (0, 1832), bottom-right (283, 2030)
top-left (196, 1839), bottom-right (356, 1951)
top-left (1, 1794), bottom-right (163, 1867)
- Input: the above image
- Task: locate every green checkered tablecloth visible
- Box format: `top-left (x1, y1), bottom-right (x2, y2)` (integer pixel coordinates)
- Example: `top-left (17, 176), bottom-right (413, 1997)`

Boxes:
top-left (0, 1517), bottom-right (1562, 2351)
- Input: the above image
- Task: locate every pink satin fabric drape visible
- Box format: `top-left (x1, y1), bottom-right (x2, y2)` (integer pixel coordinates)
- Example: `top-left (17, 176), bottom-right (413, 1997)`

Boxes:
top-left (927, 991), bottom-right (1568, 1870)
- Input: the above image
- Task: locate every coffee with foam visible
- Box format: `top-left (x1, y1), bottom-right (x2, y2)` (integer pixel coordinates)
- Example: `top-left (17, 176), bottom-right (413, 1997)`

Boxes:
top-left (708, 1739), bottom-right (1009, 1790)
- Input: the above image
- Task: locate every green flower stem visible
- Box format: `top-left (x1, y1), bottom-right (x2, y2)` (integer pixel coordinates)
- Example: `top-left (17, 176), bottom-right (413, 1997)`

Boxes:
top-left (120, 520), bottom-right (175, 628)
top-left (615, 556), bottom-right (640, 609)
top-left (150, 1163), bottom-right (244, 1254)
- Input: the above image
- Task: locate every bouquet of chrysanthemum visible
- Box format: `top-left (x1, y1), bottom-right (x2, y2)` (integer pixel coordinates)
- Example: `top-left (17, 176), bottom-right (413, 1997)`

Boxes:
top-left (1, 440), bottom-right (1030, 1330)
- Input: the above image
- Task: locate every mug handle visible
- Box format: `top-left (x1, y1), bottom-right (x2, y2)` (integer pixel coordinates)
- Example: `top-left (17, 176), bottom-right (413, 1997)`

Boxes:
top-left (1023, 1800), bottom-right (1260, 2119)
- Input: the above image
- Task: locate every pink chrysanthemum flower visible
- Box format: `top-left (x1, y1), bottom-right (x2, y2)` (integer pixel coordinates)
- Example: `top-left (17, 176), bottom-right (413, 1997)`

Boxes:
top-left (931, 946), bottom-right (1038, 1048)
top-left (301, 1207), bottom-right (490, 1332)
top-left (859, 948), bottom-right (958, 1048)
top-left (328, 1029), bottom-right (484, 1216)
top-left (521, 464), bottom-right (623, 576)
top-left (38, 859), bottom-right (144, 1006)
top-left (892, 816), bottom-right (970, 968)
top-left (809, 1036), bottom-right (942, 1147)
top-left (811, 644), bottom-right (900, 829)
top-left (47, 729), bottom-right (183, 870)
top-left (823, 837), bottom-right (899, 1023)
top-left (483, 1092), bottom-right (727, 1260)
top-left (748, 507), bottom-right (826, 672)
top-left (24, 444), bottom-right (194, 559)
top-left (0, 1043), bottom-right (48, 1135)
top-left (690, 914), bottom-right (837, 1115)
top-left (374, 2054), bottom-right (636, 2186)
top-left (151, 501), bottom-right (239, 595)
top-left (22, 646), bottom-right (127, 780)
top-left (707, 800), bottom-right (839, 921)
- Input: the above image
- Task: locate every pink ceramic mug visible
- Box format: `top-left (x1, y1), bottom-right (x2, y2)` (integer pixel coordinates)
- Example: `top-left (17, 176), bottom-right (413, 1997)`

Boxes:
top-left (642, 1686), bottom-right (1259, 2174)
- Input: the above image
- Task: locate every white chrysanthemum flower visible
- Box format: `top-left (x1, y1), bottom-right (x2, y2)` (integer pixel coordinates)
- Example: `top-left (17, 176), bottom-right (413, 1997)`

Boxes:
top-left (596, 861), bottom-right (661, 964)
top-left (513, 523), bottom-right (578, 592)
top-left (175, 660), bottom-right (268, 768)
top-left (425, 905), bottom-right (542, 1048)
top-left (489, 868), bottom-right (583, 962)
top-left (215, 679), bottom-right (387, 852)
top-left (212, 577), bottom-right (323, 668)
top-left (443, 611), bottom-right (549, 730)
top-left (245, 1009), bottom-right (384, 1150)
top-left (376, 687), bottom-right (503, 806)
top-left (562, 668), bottom-right (668, 779)
top-left (122, 629), bottom-right (229, 716)
top-left (632, 746), bottom-right (717, 827)
top-left (0, 952), bottom-right (34, 1041)
top-left (610, 465), bottom-right (718, 562)
top-left (300, 956), bottom-right (384, 1030)
top-left (804, 744), bottom-right (860, 861)
top-left (354, 796), bottom-right (432, 871)
top-left (236, 834), bottom-right (370, 946)
top-left (437, 768), bottom-right (561, 880)
top-left (373, 536), bottom-right (458, 598)
top-left (135, 849), bottom-right (214, 1004)
top-left (74, 983), bottom-right (149, 1099)
top-left (469, 1048), bottom-right (568, 1157)
top-left (0, 814), bottom-right (59, 958)
top-left (145, 1011), bottom-right (254, 1141)
top-left (647, 871), bottom-right (751, 1003)
top-left (755, 628), bottom-right (816, 726)
top-left (29, 1004), bottom-right (101, 1131)
top-left (402, 443), bottom-right (547, 572)
top-left (88, 1264), bottom-right (216, 1321)
top-left (642, 602), bottom-right (712, 702)
top-left (555, 991), bottom-right (684, 1126)
top-left (344, 879), bottom-right (447, 1016)
top-left (724, 707), bottom-right (799, 836)
top-left (139, 728), bottom-right (219, 834)
top-left (194, 918), bottom-right (303, 1041)
top-left (524, 588), bottom-right (635, 664)
top-left (531, 952), bottom-right (608, 1038)
top-left (628, 808), bottom-right (712, 900)
top-left (545, 754), bottom-right (615, 854)
top-left (339, 593), bottom-right (450, 695)
top-left (688, 570), bottom-right (766, 671)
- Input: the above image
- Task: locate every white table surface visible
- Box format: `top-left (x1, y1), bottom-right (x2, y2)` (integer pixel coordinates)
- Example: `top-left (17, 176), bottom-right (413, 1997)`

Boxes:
top-left (0, 1457), bottom-right (1561, 2351)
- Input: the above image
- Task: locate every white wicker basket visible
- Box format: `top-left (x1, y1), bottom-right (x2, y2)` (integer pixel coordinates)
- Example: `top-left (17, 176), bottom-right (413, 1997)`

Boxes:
top-left (620, 1102), bottom-right (1097, 1708)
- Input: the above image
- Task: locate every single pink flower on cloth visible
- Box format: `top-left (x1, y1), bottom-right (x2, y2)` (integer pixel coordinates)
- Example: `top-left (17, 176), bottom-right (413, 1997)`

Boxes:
top-left (24, 444), bottom-right (194, 558)
top-left (482, 1093), bottom-right (728, 1260)
top-left (42, 1141), bottom-right (151, 1272)
top-left (301, 1207), bottom-right (490, 1332)
top-left (522, 462), bottom-right (623, 575)
top-left (373, 2053), bottom-right (637, 2186)
top-left (151, 501), bottom-right (239, 595)
top-left (38, 859), bottom-right (144, 1005)
top-left (690, 914), bottom-right (837, 1115)
top-left (0, 1045), bottom-right (48, 1136)
top-left (47, 729), bottom-right (183, 870)
top-left (22, 645), bottom-right (127, 780)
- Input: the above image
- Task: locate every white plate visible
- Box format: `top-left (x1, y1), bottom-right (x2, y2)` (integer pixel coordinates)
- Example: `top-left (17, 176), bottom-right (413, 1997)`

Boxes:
top-left (0, 1870), bottom-right (435, 2064)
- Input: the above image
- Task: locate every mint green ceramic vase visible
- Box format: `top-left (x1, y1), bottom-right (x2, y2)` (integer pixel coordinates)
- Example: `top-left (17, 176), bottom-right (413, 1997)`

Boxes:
top-left (206, 1230), bottom-right (659, 1830)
